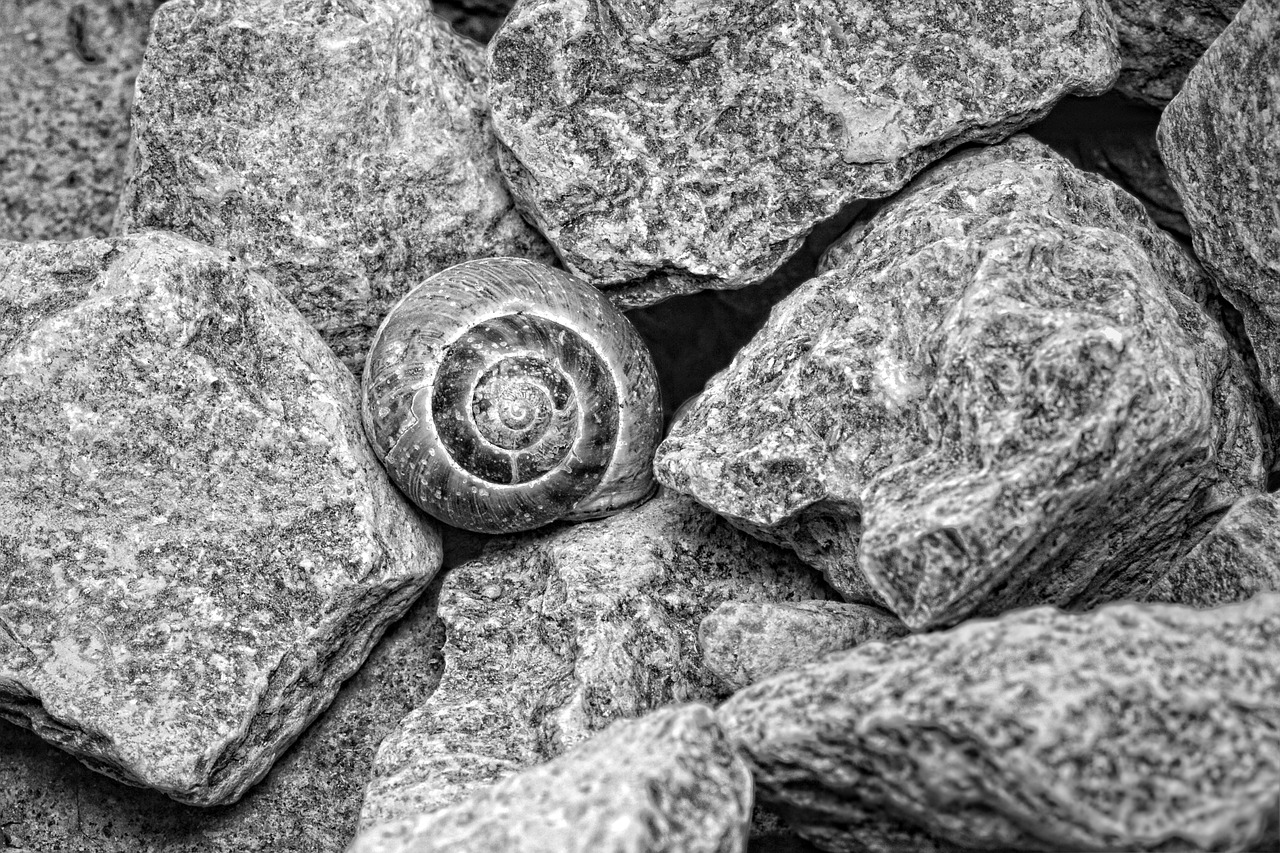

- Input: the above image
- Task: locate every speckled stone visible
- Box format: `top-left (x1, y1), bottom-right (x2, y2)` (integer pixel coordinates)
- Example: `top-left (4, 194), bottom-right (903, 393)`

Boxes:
top-left (358, 491), bottom-right (830, 829)
top-left (718, 594), bottom-right (1280, 853)
top-left (1159, 0), bottom-right (1280, 410)
top-left (350, 704), bottom-right (753, 853)
top-left (116, 0), bottom-right (553, 372)
top-left (699, 600), bottom-right (908, 692)
top-left (0, 0), bottom-right (161, 241)
top-left (488, 0), bottom-right (1119, 306)
top-left (1108, 0), bottom-right (1241, 105)
top-left (0, 232), bottom-right (442, 806)
top-left (655, 136), bottom-right (1266, 629)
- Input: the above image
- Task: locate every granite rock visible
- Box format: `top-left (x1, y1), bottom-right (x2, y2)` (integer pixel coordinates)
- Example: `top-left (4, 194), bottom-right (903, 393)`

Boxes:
top-left (488, 0), bottom-right (1119, 306)
top-left (699, 600), bottom-right (908, 692)
top-left (358, 491), bottom-right (830, 828)
top-left (655, 136), bottom-right (1266, 629)
top-left (1108, 0), bottom-right (1242, 105)
top-left (433, 0), bottom-right (515, 42)
top-left (350, 704), bottom-right (753, 853)
top-left (117, 0), bottom-right (553, 372)
top-left (0, 0), bottom-right (161, 241)
top-left (718, 594), bottom-right (1280, 852)
top-left (1159, 0), bottom-right (1280, 410)
top-left (0, 232), bottom-right (442, 806)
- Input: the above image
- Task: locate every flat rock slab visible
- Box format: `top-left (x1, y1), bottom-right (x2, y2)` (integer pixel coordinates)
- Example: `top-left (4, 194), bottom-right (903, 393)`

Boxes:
top-left (0, 232), bottom-right (442, 806)
top-left (117, 0), bottom-right (552, 371)
top-left (351, 704), bottom-right (753, 853)
top-left (655, 136), bottom-right (1265, 629)
top-left (0, 0), bottom-right (161, 241)
top-left (358, 491), bottom-right (829, 828)
top-left (1109, 0), bottom-right (1242, 104)
top-left (1159, 0), bottom-right (1280, 409)
top-left (489, 0), bottom-right (1119, 306)
top-left (719, 594), bottom-right (1280, 852)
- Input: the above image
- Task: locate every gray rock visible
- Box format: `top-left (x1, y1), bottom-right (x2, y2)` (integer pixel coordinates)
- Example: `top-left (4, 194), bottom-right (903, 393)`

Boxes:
top-left (433, 0), bottom-right (515, 43)
top-left (1108, 0), bottom-right (1241, 105)
top-left (655, 136), bottom-right (1266, 629)
top-left (718, 594), bottom-right (1280, 852)
top-left (699, 600), bottom-right (908, 692)
top-left (117, 0), bottom-right (553, 372)
top-left (1159, 0), bottom-right (1280, 410)
top-left (0, 0), bottom-right (161, 241)
top-left (0, 232), bottom-right (442, 806)
top-left (350, 704), bottom-right (752, 853)
top-left (488, 0), bottom-right (1119, 306)
top-left (358, 491), bottom-right (830, 828)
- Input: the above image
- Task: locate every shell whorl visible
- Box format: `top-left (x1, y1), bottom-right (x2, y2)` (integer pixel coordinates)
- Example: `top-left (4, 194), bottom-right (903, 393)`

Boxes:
top-left (362, 258), bottom-right (662, 533)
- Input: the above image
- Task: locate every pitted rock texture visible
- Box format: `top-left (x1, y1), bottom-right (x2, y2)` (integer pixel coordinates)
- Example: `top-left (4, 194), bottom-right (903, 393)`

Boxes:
top-left (1145, 492), bottom-right (1280, 608)
top-left (0, 0), bottom-right (161, 241)
top-left (0, 232), bottom-right (442, 806)
top-left (117, 0), bottom-right (553, 372)
top-left (1159, 0), bottom-right (1280, 409)
top-left (358, 491), bottom-right (830, 828)
top-left (350, 705), bottom-right (753, 853)
top-left (488, 0), bottom-right (1119, 306)
top-left (700, 600), bottom-right (908, 692)
top-left (718, 595), bottom-right (1280, 853)
top-left (1109, 0), bottom-right (1242, 105)
top-left (655, 137), bottom-right (1266, 629)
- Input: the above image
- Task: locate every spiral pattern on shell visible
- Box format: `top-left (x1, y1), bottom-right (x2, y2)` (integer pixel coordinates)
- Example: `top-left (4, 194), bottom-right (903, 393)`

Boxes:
top-left (361, 258), bottom-right (663, 533)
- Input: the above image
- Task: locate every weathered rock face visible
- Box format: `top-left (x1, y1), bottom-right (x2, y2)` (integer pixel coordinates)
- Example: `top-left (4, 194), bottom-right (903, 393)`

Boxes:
top-left (351, 704), bottom-right (753, 853)
top-left (488, 0), bottom-right (1119, 306)
top-left (655, 137), bottom-right (1266, 629)
top-left (1159, 0), bottom-right (1280, 409)
top-left (358, 491), bottom-right (829, 828)
top-left (1108, 0), bottom-right (1242, 105)
top-left (117, 0), bottom-right (553, 372)
top-left (0, 232), bottom-right (442, 806)
top-left (433, 0), bottom-right (516, 42)
top-left (699, 601), bottom-right (907, 693)
top-left (719, 595), bottom-right (1280, 853)
top-left (0, 0), bottom-right (161, 241)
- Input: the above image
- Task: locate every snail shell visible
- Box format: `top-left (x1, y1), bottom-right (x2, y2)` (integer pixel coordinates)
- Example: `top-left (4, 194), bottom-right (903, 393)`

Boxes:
top-left (361, 257), bottom-right (663, 533)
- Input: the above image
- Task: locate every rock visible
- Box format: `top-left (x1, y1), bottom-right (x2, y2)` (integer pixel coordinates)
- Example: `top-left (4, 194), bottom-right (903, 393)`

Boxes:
top-left (655, 136), bottom-right (1266, 629)
top-left (699, 600), bottom-right (908, 692)
top-left (358, 491), bottom-right (829, 828)
top-left (350, 704), bottom-right (753, 853)
top-left (0, 0), bottom-right (161, 241)
top-left (488, 0), bottom-right (1119, 306)
top-left (718, 594), bottom-right (1280, 853)
top-left (1145, 492), bottom-right (1280, 608)
top-left (0, 232), bottom-right (442, 806)
top-left (1108, 0), bottom-right (1241, 105)
top-left (116, 0), bottom-right (553, 372)
top-left (1158, 0), bottom-right (1280, 410)
top-left (433, 0), bottom-right (516, 43)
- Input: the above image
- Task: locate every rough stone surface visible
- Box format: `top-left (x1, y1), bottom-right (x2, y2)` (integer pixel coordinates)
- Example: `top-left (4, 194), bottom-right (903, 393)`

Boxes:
top-left (350, 705), bottom-right (753, 853)
top-left (433, 0), bottom-right (515, 42)
top-left (358, 491), bottom-right (830, 829)
top-left (1145, 492), bottom-right (1280, 608)
top-left (1109, 0), bottom-right (1242, 105)
top-left (488, 0), bottom-right (1119, 306)
top-left (0, 232), bottom-right (442, 806)
top-left (117, 0), bottom-right (553, 372)
top-left (655, 136), bottom-right (1266, 629)
top-left (0, 0), bottom-right (161, 241)
top-left (699, 600), bottom-right (908, 692)
top-left (719, 595), bottom-right (1280, 853)
top-left (1159, 0), bottom-right (1280, 410)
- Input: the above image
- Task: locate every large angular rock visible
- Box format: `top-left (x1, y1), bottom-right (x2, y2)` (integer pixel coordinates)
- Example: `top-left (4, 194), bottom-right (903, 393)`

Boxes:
top-left (0, 0), bottom-right (161, 241)
top-left (117, 0), bottom-right (552, 372)
top-left (1108, 0), bottom-right (1241, 105)
top-left (719, 595), bottom-right (1280, 853)
top-left (358, 491), bottom-right (829, 828)
top-left (0, 232), bottom-right (442, 806)
top-left (1159, 0), bottom-right (1280, 409)
top-left (350, 705), bottom-right (753, 853)
top-left (655, 137), bottom-right (1266, 629)
top-left (488, 0), bottom-right (1119, 306)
